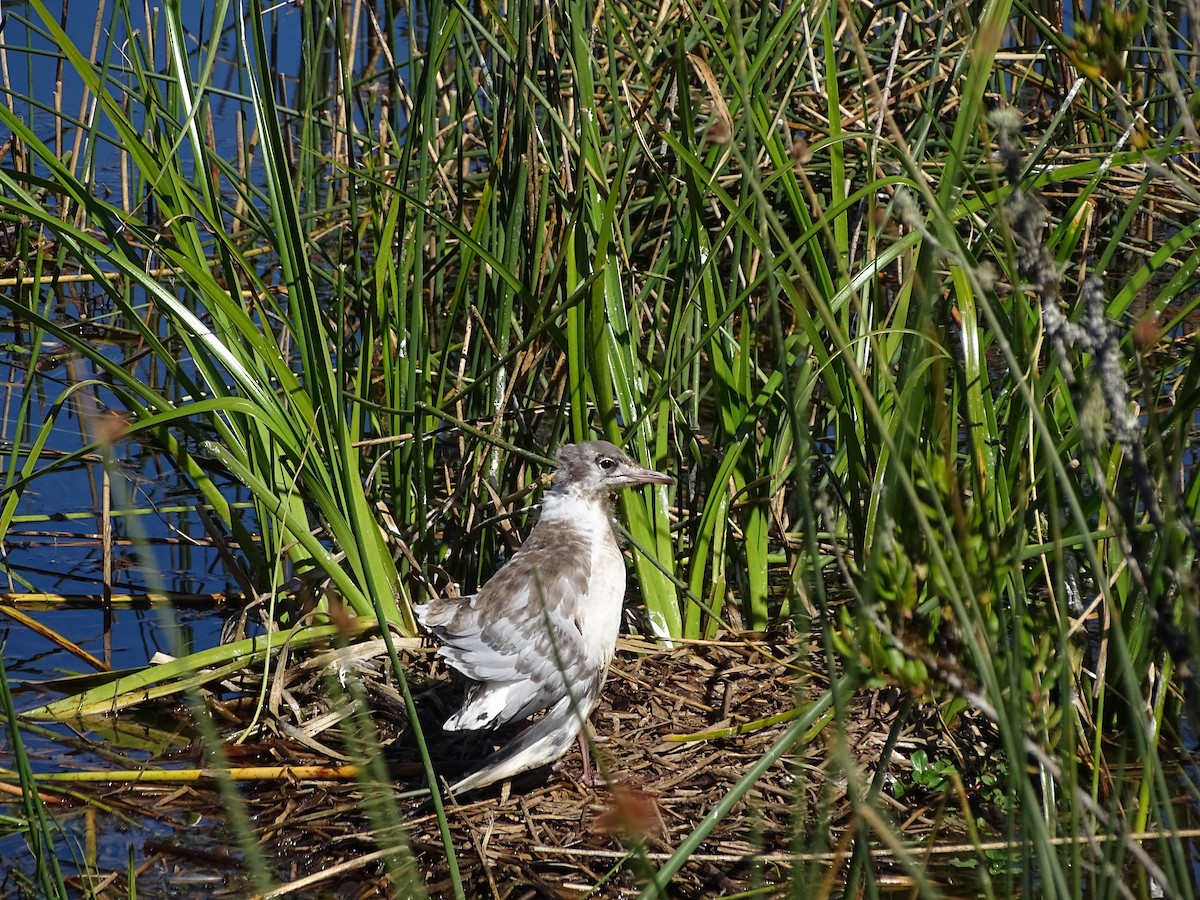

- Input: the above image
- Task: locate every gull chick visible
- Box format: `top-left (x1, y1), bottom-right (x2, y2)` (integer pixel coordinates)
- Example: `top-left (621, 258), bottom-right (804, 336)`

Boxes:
top-left (415, 440), bottom-right (672, 794)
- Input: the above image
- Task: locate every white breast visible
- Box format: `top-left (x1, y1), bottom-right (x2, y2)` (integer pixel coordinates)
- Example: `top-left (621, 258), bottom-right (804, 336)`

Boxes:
top-left (579, 530), bottom-right (626, 665)
top-left (540, 493), bottom-right (627, 667)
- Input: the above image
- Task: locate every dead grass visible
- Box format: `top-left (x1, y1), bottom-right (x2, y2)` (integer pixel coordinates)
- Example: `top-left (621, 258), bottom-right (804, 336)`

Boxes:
top-left (59, 634), bottom-right (1003, 898)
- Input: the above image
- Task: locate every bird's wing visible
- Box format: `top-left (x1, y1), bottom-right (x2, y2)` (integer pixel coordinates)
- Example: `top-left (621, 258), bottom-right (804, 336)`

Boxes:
top-left (415, 526), bottom-right (594, 728)
top-left (447, 687), bottom-right (601, 794)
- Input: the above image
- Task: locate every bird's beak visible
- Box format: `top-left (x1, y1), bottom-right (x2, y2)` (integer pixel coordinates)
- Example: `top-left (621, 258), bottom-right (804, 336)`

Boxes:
top-left (625, 466), bottom-right (673, 486)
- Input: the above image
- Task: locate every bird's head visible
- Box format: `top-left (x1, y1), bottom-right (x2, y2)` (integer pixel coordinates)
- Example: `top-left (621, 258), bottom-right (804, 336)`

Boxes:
top-left (552, 440), bottom-right (672, 497)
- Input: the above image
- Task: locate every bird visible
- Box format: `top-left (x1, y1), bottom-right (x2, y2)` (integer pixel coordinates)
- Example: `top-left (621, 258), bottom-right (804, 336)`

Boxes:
top-left (415, 439), bottom-right (672, 794)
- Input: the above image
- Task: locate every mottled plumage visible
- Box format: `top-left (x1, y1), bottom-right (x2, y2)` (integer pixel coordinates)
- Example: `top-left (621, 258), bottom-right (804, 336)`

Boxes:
top-left (416, 440), bottom-right (671, 793)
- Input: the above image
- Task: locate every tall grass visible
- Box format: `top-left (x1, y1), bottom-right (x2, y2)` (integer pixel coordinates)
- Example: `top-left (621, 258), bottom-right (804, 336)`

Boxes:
top-left (0, 656), bottom-right (67, 898)
top-left (0, 0), bottom-right (1198, 895)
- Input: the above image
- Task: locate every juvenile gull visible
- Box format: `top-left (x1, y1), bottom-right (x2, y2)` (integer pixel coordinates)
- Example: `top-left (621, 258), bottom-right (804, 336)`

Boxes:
top-left (415, 440), bottom-right (672, 794)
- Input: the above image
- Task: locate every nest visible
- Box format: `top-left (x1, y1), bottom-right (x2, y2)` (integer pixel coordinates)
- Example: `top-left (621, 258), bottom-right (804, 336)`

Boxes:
top-left (67, 634), bottom-right (1001, 898)
top-left (405, 635), bottom-right (811, 898)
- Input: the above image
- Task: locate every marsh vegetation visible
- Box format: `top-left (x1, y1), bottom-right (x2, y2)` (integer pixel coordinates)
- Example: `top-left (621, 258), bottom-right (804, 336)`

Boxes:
top-left (1, 0), bottom-right (1199, 896)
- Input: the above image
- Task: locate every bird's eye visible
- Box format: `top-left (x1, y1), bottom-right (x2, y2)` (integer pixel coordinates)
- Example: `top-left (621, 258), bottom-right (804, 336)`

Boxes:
top-left (598, 456), bottom-right (617, 470)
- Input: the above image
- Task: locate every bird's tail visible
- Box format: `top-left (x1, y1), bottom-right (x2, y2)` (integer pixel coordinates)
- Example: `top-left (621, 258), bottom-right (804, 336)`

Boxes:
top-left (446, 694), bottom-right (588, 795)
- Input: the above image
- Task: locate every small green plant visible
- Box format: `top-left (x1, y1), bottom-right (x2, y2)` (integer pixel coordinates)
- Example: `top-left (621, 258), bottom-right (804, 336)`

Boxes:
top-left (889, 749), bottom-right (957, 801)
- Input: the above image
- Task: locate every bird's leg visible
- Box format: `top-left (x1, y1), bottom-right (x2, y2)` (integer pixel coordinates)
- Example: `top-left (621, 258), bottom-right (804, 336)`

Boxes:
top-left (578, 730), bottom-right (595, 784)
top-left (556, 729), bottom-right (606, 788)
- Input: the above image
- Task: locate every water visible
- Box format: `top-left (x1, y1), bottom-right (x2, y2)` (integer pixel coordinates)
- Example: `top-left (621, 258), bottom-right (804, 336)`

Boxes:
top-left (0, 2), bottom-right (322, 890)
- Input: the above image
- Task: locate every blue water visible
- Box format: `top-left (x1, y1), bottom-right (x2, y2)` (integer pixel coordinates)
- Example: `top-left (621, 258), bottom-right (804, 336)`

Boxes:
top-left (0, 603), bottom-right (229, 894)
top-left (0, 2), bottom-right (333, 891)
top-left (0, 327), bottom-right (252, 889)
